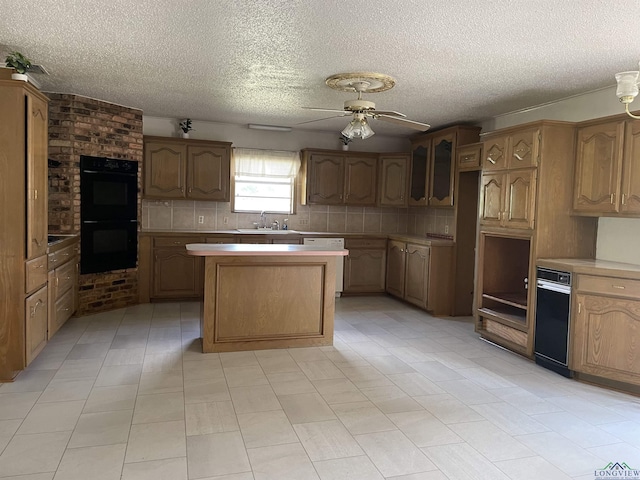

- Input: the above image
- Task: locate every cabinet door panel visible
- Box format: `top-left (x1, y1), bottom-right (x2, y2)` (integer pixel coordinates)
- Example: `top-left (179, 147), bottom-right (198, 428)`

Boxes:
top-left (504, 169), bottom-right (536, 229)
top-left (307, 154), bottom-right (344, 204)
top-left (379, 155), bottom-right (408, 206)
top-left (345, 157), bottom-right (377, 205)
top-left (429, 133), bottom-right (455, 206)
top-left (409, 141), bottom-right (430, 205)
top-left (573, 121), bottom-right (624, 213)
top-left (386, 240), bottom-right (405, 298)
top-left (621, 121), bottom-right (640, 214)
top-left (153, 249), bottom-right (203, 297)
top-left (27, 93), bottom-right (48, 259)
top-left (482, 135), bottom-right (508, 171)
top-left (25, 286), bottom-right (47, 365)
top-left (187, 145), bottom-right (230, 201)
top-left (479, 173), bottom-right (504, 227)
top-left (344, 248), bottom-right (386, 293)
top-left (404, 244), bottom-right (430, 309)
top-left (574, 294), bottom-right (640, 384)
top-left (508, 129), bottom-right (539, 169)
top-left (144, 142), bottom-right (187, 198)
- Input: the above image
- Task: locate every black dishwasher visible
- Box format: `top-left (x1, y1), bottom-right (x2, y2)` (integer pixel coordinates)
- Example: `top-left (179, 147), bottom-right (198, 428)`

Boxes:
top-left (534, 267), bottom-right (572, 378)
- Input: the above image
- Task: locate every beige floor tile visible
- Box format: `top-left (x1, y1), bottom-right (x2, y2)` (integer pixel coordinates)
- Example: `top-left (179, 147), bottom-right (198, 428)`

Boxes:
top-left (312, 378), bottom-right (367, 404)
top-left (94, 365), bottom-right (142, 387)
top-left (331, 401), bottom-right (397, 435)
top-left (0, 370), bottom-right (56, 393)
top-left (237, 410), bottom-right (297, 449)
top-left (132, 392), bottom-right (185, 424)
top-left (294, 420), bottom-right (363, 461)
top-left (256, 352), bottom-right (300, 374)
top-left (313, 456), bottom-right (384, 480)
top-left (339, 365), bottom-right (393, 389)
top-left (138, 371), bottom-right (184, 395)
top-left (52, 358), bottom-right (103, 380)
top-left (384, 472), bottom-right (450, 480)
top-left (297, 361), bottom-right (345, 381)
top-left (493, 456), bottom-right (572, 480)
top-left (387, 410), bottom-right (462, 448)
top-left (121, 457), bottom-right (187, 480)
top-left (354, 430), bottom-right (436, 477)
top-left (223, 365), bottom-right (268, 388)
top-left (77, 330), bottom-right (117, 345)
top-left (17, 400), bottom-right (84, 434)
top-left (186, 431), bottom-right (251, 478)
top-left (448, 420), bottom-right (534, 461)
top-left (411, 361), bottom-right (464, 382)
top-left (435, 378), bottom-right (501, 406)
top-left (386, 372), bottom-right (444, 397)
top-left (470, 402), bottom-right (549, 435)
top-left (0, 474), bottom-right (55, 480)
top-left (125, 420), bottom-right (186, 463)
top-left (531, 411), bottom-right (622, 448)
top-left (230, 385), bottom-right (281, 414)
top-left (288, 347), bottom-right (328, 363)
top-left (185, 401), bottom-right (238, 436)
top-left (38, 378), bottom-right (95, 403)
top-left (0, 431), bottom-right (71, 476)
top-left (414, 394), bottom-right (485, 424)
top-left (110, 334), bottom-right (149, 350)
top-left (68, 410), bottom-right (133, 447)
top-left (489, 386), bottom-right (564, 415)
top-left (366, 355), bottom-right (416, 375)
top-left (0, 392), bottom-right (44, 420)
top-left (66, 342), bottom-right (111, 360)
top-left (104, 348), bottom-right (146, 366)
top-left (247, 442), bottom-right (319, 480)
top-left (278, 392), bottom-right (336, 424)
top-left (268, 372), bottom-right (317, 396)
top-left (184, 377), bottom-right (230, 404)
top-left (423, 443), bottom-right (511, 480)
top-left (360, 385), bottom-right (424, 414)
top-left (546, 395), bottom-right (627, 426)
top-left (0, 419), bottom-right (22, 437)
top-left (83, 384), bottom-right (138, 413)
top-left (220, 351), bottom-right (259, 368)
top-left (142, 353), bottom-right (183, 373)
top-left (53, 443), bottom-right (126, 480)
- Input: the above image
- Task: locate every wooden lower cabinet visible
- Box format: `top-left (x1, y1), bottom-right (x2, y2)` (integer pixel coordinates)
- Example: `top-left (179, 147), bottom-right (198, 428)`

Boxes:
top-left (385, 240), bottom-right (453, 315)
top-left (47, 237), bottom-right (79, 340)
top-left (153, 248), bottom-right (204, 298)
top-left (573, 290), bottom-right (640, 386)
top-left (25, 286), bottom-right (48, 365)
top-left (343, 238), bottom-right (387, 294)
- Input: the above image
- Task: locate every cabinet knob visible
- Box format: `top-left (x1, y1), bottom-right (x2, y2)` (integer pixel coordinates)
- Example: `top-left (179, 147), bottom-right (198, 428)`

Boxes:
top-left (189, 187), bottom-right (192, 193)
top-left (173, 241), bottom-right (182, 245)
top-left (400, 195), bottom-right (404, 200)
top-left (181, 187), bottom-right (184, 193)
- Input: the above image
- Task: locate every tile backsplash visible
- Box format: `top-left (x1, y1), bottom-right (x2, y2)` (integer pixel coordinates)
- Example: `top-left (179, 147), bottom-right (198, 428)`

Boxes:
top-left (142, 200), bottom-right (455, 236)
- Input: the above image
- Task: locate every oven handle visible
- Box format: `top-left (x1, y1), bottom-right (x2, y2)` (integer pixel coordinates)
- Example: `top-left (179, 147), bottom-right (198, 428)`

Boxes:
top-left (82, 170), bottom-right (137, 177)
top-left (536, 279), bottom-right (571, 294)
top-left (82, 220), bottom-right (138, 224)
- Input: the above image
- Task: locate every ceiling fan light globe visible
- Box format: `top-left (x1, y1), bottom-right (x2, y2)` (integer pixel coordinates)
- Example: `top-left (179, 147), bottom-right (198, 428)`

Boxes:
top-left (615, 71), bottom-right (639, 100)
top-left (341, 122), bottom-right (356, 139)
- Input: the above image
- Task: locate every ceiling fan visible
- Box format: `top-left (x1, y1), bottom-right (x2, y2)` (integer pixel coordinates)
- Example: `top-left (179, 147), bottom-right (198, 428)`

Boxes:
top-left (300, 72), bottom-right (431, 139)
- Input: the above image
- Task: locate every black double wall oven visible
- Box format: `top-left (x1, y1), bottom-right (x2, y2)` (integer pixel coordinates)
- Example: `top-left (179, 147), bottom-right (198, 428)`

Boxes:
top-left (80, 156), bottom-right (138, 274)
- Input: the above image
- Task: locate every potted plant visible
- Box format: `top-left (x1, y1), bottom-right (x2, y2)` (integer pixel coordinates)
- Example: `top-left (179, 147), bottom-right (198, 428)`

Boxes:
top-left (179, 118), bottom-right (194, 138)
top-left (339, 133), bottom-right (352, 151)
top-left (4, 51), bottom-right (32, 82)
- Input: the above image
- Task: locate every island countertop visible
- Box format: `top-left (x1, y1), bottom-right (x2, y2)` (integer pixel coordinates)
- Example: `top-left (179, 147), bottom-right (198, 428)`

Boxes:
top-left (186, 243), bottom-right (349, 257)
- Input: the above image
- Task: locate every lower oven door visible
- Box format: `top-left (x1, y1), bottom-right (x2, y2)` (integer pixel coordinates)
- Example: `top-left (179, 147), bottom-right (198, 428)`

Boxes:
top-left (81, 220), bottom-right (138, 274)
top-left (534, 278), bottom-right (571, 375)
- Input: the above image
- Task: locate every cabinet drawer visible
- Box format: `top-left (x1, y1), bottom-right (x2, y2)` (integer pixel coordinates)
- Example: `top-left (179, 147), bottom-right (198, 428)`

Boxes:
top-left (48, 244), bottom-right (77, 270)
top-left (576, 274), bottom-right (640, 299)
top-left (457, 144), bottom-right (481, 170)
top-left (51, 288), bottom-right (74, 339)
top-left (154, 236), bottom-right (203, 247)
top-left (25, 285), bottom-right (48, 365)
top-left (206, 236), bottom-right (235, 244)
top-left (345, 238), bottom-right (387, 249)
top-left (25, 255), bottom-right (48, 294)
top-left (54, 260), bottom-right (76, 297)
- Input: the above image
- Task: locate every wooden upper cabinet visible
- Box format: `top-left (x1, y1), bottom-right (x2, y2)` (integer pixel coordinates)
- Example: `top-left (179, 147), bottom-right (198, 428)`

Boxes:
top-left (483, 135), bottom-right (508, 171)
top-left (573, 121), bottom-right (624, 214)
top-left (143, 137), bottom-right (232, 201)
top-left (480, 169), bottom-right (536, 230)
top-left (409, 139), bottom-right (430, 205)
top-left (144, 141), bottom-right (187, 198)
top-left (187, 145), bottom-right (230, 201)
top-left (26, 92), bottom-right (48, 259)
top-left (429, 132), bottom-right (455, 207)
top-left (621, 121), bottom-right (640, 214)
top-left (344, 156), bottom-right (377, 205)
top-left (480, 173), bottom-right (504, 227)
top-left (508, 129), bottom-right (539, 169)
top-left (378, 154), bottom-right (409, 207)
top-left (457, 143), bottom-right (482, 171)
top-left (306, 153), bottom-right (344, 204)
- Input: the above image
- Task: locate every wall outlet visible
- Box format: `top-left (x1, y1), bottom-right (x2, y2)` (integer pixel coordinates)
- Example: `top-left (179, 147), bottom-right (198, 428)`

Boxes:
top-left (198, 215), bottom-right (204, 224)
top-left (444, 225), bottom-right (449, 234)
top-left (223, 216), bottom-right (229, 225)
top-left (299, 218), bottom-right (309, 226)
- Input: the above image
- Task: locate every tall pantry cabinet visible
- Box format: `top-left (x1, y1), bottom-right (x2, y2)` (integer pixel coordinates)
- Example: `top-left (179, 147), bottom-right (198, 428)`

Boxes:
top-left (475, 121), bottom-right (597, 357)
top-left (0, 75), bottom-right (49, 381)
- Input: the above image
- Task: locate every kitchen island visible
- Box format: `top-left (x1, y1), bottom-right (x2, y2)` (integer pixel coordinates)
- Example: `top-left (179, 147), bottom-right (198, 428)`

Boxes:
top-left (186, 243), bottom-right (348, 352)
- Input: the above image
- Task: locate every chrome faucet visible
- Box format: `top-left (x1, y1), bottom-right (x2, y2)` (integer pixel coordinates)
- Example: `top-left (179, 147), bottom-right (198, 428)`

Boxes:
top-left (272, 220), bottom-right (279, 230)
top-left (259, 211), bottom-right (267, 229)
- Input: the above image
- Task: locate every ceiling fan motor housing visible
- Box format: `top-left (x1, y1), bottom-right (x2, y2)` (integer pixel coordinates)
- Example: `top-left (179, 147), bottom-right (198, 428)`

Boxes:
top-left (344, 99), bottom-right (376, 112)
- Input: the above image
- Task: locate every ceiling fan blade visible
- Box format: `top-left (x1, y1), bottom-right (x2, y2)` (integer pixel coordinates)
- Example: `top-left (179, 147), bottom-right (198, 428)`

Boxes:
top-left (369, 110), bottom-right (406, 118)
top-left (296, 115), bottom-right (349, 126)
top-left (375, 114), bottom-right (431, 131)
top-left (302, 107), bottom-right (349, 114)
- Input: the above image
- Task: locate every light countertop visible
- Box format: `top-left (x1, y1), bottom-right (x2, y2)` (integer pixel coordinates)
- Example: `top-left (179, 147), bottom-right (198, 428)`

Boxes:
top-left (537, 258), bottom-right (640, 280)
top-left (186, 243), bottom-right (349, 257)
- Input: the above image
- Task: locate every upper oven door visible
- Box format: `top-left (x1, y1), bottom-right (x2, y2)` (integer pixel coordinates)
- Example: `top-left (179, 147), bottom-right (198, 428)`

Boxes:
top-left (81, 169), bottom-right (138, 221)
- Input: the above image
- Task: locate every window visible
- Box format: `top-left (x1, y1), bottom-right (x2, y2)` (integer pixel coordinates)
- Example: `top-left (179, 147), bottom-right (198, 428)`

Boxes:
top-left (232, 148), bottom-right (300, 214)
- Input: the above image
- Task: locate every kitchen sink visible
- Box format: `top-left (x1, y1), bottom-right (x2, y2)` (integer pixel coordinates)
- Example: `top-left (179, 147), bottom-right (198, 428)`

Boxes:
top-left (236, 229), bottom-right (298, 234)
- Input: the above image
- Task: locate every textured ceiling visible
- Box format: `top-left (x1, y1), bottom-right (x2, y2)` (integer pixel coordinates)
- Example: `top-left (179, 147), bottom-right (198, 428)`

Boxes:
top-left (1, 0), bottom-right (640, 137)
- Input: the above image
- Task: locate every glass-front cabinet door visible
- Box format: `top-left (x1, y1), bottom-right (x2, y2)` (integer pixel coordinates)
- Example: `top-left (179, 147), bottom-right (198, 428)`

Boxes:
top-left (429, 133), bottom-right (455, 207)
top-left (409, 138), bottom-right (430, 205)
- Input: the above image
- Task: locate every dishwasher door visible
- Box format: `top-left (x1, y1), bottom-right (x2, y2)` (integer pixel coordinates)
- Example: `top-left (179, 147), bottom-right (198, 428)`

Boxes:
top-left (302, 238), bottom-right (344, 295)
top-left (534, 268), bottom-right (572, 377)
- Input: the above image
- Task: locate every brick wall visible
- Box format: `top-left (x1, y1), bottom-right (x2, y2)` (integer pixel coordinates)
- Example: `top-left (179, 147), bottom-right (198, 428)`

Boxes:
top-left (48, 93), bottom-right (143, 315)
